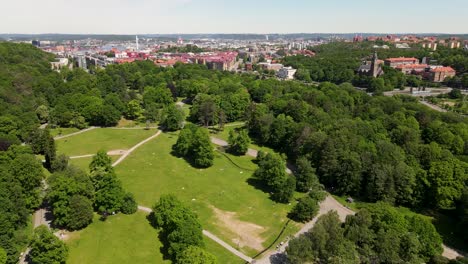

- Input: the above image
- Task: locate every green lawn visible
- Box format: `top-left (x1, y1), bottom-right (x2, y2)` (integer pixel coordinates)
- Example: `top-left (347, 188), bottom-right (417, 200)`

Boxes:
top-left (204, 237), bottom-right (244, 264)
top-left (69, 156), bottom-right (120, 172)
top-left (209, 124), bottom-right (277, 154)
top-left (50, 127), bottom-right (80, 137)
top-left (66, 212), bottom-right (169, 264)
top-left (56, 128), bottom-right (156, 156)
top-left (115, 132), bottom-right (299, 256)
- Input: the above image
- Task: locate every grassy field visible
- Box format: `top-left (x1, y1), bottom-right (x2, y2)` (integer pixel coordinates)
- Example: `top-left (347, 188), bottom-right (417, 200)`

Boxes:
top-left (209, 123), bottom-right (277, 154)
top-left (69, 156), bottom-right (120, 172)
top-left (204, 237), bottom-right (244, 264)
top-left (115, 131), bottom-right (299, 257)
top-left (66, 211), bottom-right (244, 264)
top-left (49, 127), bottom-right (80, 137)
top-left (56, 128), bottom-right (157, 156)
top-left (66, 212), bottom-right (169, 264)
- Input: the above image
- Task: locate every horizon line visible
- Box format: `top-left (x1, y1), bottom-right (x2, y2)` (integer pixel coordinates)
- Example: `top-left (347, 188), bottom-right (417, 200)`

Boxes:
top-left (1, 32), bottom-right (468, 36)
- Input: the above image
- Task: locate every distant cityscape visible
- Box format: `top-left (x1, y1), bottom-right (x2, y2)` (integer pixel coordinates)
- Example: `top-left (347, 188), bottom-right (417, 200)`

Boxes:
top-left (3, 33), bottom-right (468, 82)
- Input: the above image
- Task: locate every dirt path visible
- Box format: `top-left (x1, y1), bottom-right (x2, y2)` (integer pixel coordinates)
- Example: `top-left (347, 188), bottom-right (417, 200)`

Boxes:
top-left (203, 230), bottom-right (253, 263)
top-left (136, 206), bottom-right (253, 263)
top-left (108, 127), bottom-right (159, 130)
top-left (54, 126), bottom-right (98, 140)
top-left (69, 150), bottom-right (127, 160)
top-left (112, 130), bottom-right (161, 167)
top-left (420, 100), bottom-right (448, 112)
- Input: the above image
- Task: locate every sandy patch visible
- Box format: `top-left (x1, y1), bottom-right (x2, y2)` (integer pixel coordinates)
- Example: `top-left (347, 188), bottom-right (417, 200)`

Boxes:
top-left (210, 206), bottom-right (265, 251)
top-left (107, 149), bottom-right (127, 155)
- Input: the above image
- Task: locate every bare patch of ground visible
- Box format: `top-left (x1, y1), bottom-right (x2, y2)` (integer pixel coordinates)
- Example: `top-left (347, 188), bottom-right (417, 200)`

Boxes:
top-left (210, 206), bottom-right (265, 251)
top-left (107, 149), bottom-right (127, 156)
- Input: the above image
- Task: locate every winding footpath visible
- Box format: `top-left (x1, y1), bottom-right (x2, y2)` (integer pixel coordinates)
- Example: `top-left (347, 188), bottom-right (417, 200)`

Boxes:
top-left (112, 130), bottom-right (161, 167)
top-left (137, 206), bottom-right (253, 263)
top-left (53, 126), bottom-right (98, 140)
top-left (254, 195), bottom-right (462, 263)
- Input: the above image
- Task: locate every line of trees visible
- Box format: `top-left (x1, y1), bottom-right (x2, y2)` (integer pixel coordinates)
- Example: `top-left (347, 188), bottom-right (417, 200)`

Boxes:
top-left (287, 203), bottom-right (443, 263)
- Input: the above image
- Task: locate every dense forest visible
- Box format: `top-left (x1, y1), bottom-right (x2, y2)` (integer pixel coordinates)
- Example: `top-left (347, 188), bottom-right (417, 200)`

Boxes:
top-left (0, 42), bottom-right (467, 263)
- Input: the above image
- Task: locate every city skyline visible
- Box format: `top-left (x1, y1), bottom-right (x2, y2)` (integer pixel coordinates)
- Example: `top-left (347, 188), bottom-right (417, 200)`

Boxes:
top-left (1, 0), bottom-right (468, 34)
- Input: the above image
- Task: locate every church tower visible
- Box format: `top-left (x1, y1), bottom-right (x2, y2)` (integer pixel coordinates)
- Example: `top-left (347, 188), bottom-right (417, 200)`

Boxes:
top-left (370, 51), bottom-right (379, 77)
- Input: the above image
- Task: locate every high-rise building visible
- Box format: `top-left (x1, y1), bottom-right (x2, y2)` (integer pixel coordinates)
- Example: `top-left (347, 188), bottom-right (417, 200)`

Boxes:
top-left (136, 35), bottom-right (139, 51)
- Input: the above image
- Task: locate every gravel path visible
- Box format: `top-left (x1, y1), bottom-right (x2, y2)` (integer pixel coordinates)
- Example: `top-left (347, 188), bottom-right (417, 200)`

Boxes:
top-left (54, 126), bottom-right (98, 140)
top-left (254, 195), bottom-right (354, 263)
top-left (255, 195), bottom-right (462, 263)
top-left (419, 101), bottom-right (448, 112)
top-left (69, 150), bottom-right (127, 160)
top-left (112, 130), bottom-right (161, 167)
top-left (137, 206), bottom-right (253, 263)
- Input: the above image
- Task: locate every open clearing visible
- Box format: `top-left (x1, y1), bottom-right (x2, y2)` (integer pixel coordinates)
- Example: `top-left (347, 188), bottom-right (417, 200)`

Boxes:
top-left (55, 128), bottom-right (156, 156)
top-left (115, 131), bottom-right (299, 256)
top-left (66, 212), bottom-right (168, 264)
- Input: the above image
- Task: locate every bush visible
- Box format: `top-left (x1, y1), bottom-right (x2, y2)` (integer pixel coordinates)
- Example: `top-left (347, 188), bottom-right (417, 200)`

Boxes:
top-left (121, 192), bottom-right (138, 214)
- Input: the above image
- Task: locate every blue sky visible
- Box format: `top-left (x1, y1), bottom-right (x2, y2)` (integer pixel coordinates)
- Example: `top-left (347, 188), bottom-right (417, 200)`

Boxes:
top-left (1, 0), bottom-right (467, 34)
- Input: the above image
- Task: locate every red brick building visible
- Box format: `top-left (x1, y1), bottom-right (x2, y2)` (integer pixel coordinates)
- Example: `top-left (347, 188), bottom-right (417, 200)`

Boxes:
top-left (429, 67), bottom-right (456, 82)
top-left (396, 64), bottom-right (428, 74)
top-left (384, 57), bottom-right (419, 68)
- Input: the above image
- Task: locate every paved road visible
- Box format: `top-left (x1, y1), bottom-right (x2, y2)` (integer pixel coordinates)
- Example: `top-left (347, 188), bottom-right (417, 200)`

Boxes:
top-left (137, 206), bottom-right (253, 263)
top-left (254, 195), bottom-right (354, 263)
top-left (112, 130), bottom-right (161, 167)
top-left (254, 195), bottom-right (462, 263)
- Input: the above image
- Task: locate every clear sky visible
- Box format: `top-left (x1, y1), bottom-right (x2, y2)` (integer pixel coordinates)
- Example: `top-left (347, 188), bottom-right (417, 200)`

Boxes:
top-left (1, 0), bottom-right (467, 34)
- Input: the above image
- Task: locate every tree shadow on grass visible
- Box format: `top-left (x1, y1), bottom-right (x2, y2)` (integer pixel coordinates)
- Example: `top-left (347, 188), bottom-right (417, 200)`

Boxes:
top-left (246, 177), bottom-right (273, 195)
top-left (146, 212), bottom-right (172, 261)
top-left (169, 149), bottom-right (212, 169)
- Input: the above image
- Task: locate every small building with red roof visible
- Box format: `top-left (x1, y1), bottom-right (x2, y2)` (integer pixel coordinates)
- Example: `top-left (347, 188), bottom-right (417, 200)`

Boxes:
top-left (384, 57), bottom-right (419, 68)
top-left (429, 66), bottom-right (456, 82)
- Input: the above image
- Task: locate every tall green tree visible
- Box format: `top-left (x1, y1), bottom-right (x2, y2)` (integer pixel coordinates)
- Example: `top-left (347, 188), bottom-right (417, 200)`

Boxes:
top-left (161, 105), bottom-right (185, 131)
top-left (92, 170), bottom-right (125, 213)
top-left (29, 226), bottom-right (68, 264)
top-left (47, 166), bottom-right (94, 229)
top-left (89, 150), bottom-right (114, 174)
top-left (9, 154), bottom-right (44, 210)
top-left (228, 129), bottom-right (251, 155)
top-left (177, 246), bottom-right (217, 264)
top-left (191, 128), bottom-right (214, 168)
top-left (66, 195), bottom-right (94, 230)
top-left (152, 195), bottom-right (204, 260)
